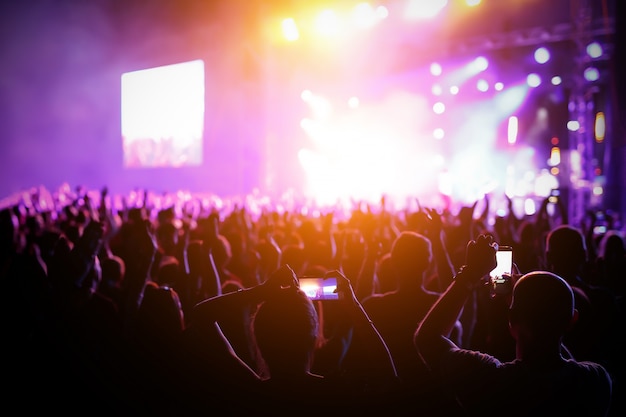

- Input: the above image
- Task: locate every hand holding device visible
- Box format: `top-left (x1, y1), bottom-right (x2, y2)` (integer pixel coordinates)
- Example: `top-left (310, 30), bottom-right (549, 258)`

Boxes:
top-left (489, 246), bottom-right (513, 295)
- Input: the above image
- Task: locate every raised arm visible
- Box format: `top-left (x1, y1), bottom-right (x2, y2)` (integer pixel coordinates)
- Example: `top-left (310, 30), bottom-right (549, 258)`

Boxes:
top-left (415, 234), bottom-right (497, 369)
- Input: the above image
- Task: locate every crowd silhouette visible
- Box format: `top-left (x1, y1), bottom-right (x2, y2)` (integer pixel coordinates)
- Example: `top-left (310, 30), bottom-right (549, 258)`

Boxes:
top-left (1, 185), bottom-right (623, 416)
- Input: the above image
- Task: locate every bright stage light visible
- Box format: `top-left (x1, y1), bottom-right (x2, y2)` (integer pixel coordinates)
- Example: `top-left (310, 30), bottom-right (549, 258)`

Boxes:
top-left (465, 0), bottom-right (482, 6)
top-left (315, 9), bottom-right (340, 37)
top-left (433, 102), bottom-right (445, 114)
top-left (353, 3), bottom-right (378, 28)
top-left (584, 67), bottom-right (599, 82)
top-left (526, 73), bottom-right (541, 87)
top-left (586, 42), bottom-right (603, 59)
top-left (595, 111), bottom-right (605, 142)
top-left (551, 76), bottom-right (562, 85)
top-left (431, 84), bottom-right (442, 95)
top-left (507, 116), bottom-right (518, 144)
top-left (567, 120), bottom-right (580, 131)
top-left (348, 96), bottom-right (360, 108)
top-left (494, 82), bottom-right (504, 91)
top-left (450, 85), bottom-right (459, 95)
top-left (433, 128), bottom-right (445, 139)
top-left (476, 79), bottom-right (489, 92)
top-left (430, 62), bottom-right (443, 76)
top-left (405, 0), bottom-right (448, 20)
top-left (282, 18), bottom-right (299, 41)
top-left (472, 56), bottom-right (489, 72)
top-left (534, 47), bottom-right (550, 64)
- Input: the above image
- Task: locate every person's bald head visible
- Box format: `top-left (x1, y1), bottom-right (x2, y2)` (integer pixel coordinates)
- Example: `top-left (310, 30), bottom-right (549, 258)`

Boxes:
top-left (509, 271), bottom-right (576, 338)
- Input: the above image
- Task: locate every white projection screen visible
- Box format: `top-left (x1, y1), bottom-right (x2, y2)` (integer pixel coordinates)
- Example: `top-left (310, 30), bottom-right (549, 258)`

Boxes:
top-left (121, 59), bottom-right (205, 168)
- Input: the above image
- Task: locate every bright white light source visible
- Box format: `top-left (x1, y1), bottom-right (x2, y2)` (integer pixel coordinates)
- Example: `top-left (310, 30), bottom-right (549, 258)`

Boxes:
top-left (315, 9), bottom-right (340, 37)
top-left (494, 82), bottom-right (504, 91)
top-left (431, 84), bottom-right (442, 96)
top-left (430, 62), bottom-right (443, 76)
top-left (348, 96), bottom-right (360, 108)
top-left (586, 42), bottom-right (603, 59)
top-left (353, 3), bottom-right (377, 28)
top-left (405, 0), bottom-right (448, 20)
top-left (551, 76), bottom-right (562, 85)
top-left (376, 5), bottom-right (389, 19)
top-left (433, 128), bottom-right (445, 139)
top-left (433, 102), bottom-right (446, 114)
top-left (507, 116), bottom-right (518, 144)
top-left (567, 120), bottom-right (580, 131)
top-left (472, 56), bottom-right (489, 72)
top-left (549, 147), bottom-right (561, 166)
top-left (534, 47), bottom-right (550, 64)
top-left (282, 18), bottom-right (299, 41)
top-left (476, 79), bottom-right (489, 92)
top-left (301, 89), bottom-right (313, 102)
top-left (527, 73), bottom-right (541, 87)
top-left (466, 0), bottom-right (482, 6)
top-left (449, 85), bottom-right (459, 95)
top-left (584, 67), bottom-right (600, 82)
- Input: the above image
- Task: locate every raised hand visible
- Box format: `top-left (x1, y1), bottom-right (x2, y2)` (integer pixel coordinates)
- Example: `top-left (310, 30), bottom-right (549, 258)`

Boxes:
top-left (464, 234), bottom-right (498, 280)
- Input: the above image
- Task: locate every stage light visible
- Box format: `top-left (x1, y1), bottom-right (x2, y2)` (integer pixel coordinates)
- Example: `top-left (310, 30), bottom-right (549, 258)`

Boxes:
top-left (549, 147), bottom-right (560, 166)
top-left (449, 85), bottom-right (459, 95)
top-left (301, 89), bottom-right (313, 102)
top-left (534, 47), bottom-right (550, 64)
top-left (405, 0), bottom-right (448, 20)
top-left (595, 111), bottom-right (605, 142)
top-left (465, 0), bottom-right (482, 6)
top-left (314, 9), bottom-right (340, 37)
top-left (376, 5), bottom-right (389, 19)
top-left (431, 84), bottom-right (442, 95)
top-left (430, 62), bottom-right (443, 76)
top-left (494, 82), bottom-right (504, 91)
top-left (526, 73), bottom-right (541, 87)
top-left (586, 42), bottom-right (603, 59)
top-left (348, 96), bottom-right (360, 108)
top-left (476, 79), bottom-right (489, 92)
top-left (551, 76), bottom-right (562, 85)
top-left (584, 67), bottom-right (599, 82)
top-left (433, 128), bottom-right (445, 139)
top-left (353, 3), bottom-right (378, 29)
top-left (472, 56), bottom-right (489, 72)
top-left (567, 120), bottom-right (580, 131)
top-left (282, 18), bottom-right (299, 41)
top-left (507, 116), bottom-right (518, 144)
top-left (433, 102), bottom-right (445, 114)
top-left (593, 185), bottom-right (603, 196)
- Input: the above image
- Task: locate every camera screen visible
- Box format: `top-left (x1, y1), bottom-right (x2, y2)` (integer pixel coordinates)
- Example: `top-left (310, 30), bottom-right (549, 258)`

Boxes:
top-left (299, 277), bottom-right (338, 300)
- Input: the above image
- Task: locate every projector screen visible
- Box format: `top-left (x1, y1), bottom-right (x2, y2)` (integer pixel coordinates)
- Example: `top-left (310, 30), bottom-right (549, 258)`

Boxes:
top-left (121, 59), bottom-right (205, 168)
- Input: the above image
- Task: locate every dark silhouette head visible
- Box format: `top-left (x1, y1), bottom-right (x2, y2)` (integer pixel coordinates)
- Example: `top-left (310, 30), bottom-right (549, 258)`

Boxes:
top-left (390, 231), bottom-right (432, 288)
top-left (545, 225), bottom-right (587, 275)
top-left (509, 271), bottom-right (576, 341)
top-left (252, 288), bottom-right (318, 377)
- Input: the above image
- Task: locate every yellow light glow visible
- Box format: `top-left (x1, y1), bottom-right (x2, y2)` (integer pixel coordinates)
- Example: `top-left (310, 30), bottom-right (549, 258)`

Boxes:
top-left (595, 111), bottom-right (605, 142)
top-left (549, 147), bottom-right (560, 166)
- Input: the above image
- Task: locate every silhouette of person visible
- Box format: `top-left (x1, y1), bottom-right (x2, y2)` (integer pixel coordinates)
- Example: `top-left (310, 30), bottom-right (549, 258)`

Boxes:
top-left (416, 234), bottom-right (612, 417)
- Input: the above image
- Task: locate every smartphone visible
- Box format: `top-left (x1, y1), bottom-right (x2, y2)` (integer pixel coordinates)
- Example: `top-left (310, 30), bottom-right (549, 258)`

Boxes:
top-left (490, 246), bottom-right (513, 295)
top-left (490, 246), bottom-right (512, 279)
top-left (299, 277), bottom-right (338, 300)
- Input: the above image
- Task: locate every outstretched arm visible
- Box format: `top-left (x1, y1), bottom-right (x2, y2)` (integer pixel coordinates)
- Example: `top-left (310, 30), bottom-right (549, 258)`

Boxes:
top-left (415, 235), bottom-right (497, 369)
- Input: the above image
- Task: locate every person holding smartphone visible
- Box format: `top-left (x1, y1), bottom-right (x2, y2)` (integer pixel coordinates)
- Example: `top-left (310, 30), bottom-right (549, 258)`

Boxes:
top-left (414, 234), bottom-right (612, 417)
top-left (183, 264), bottom-right (399, 415)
